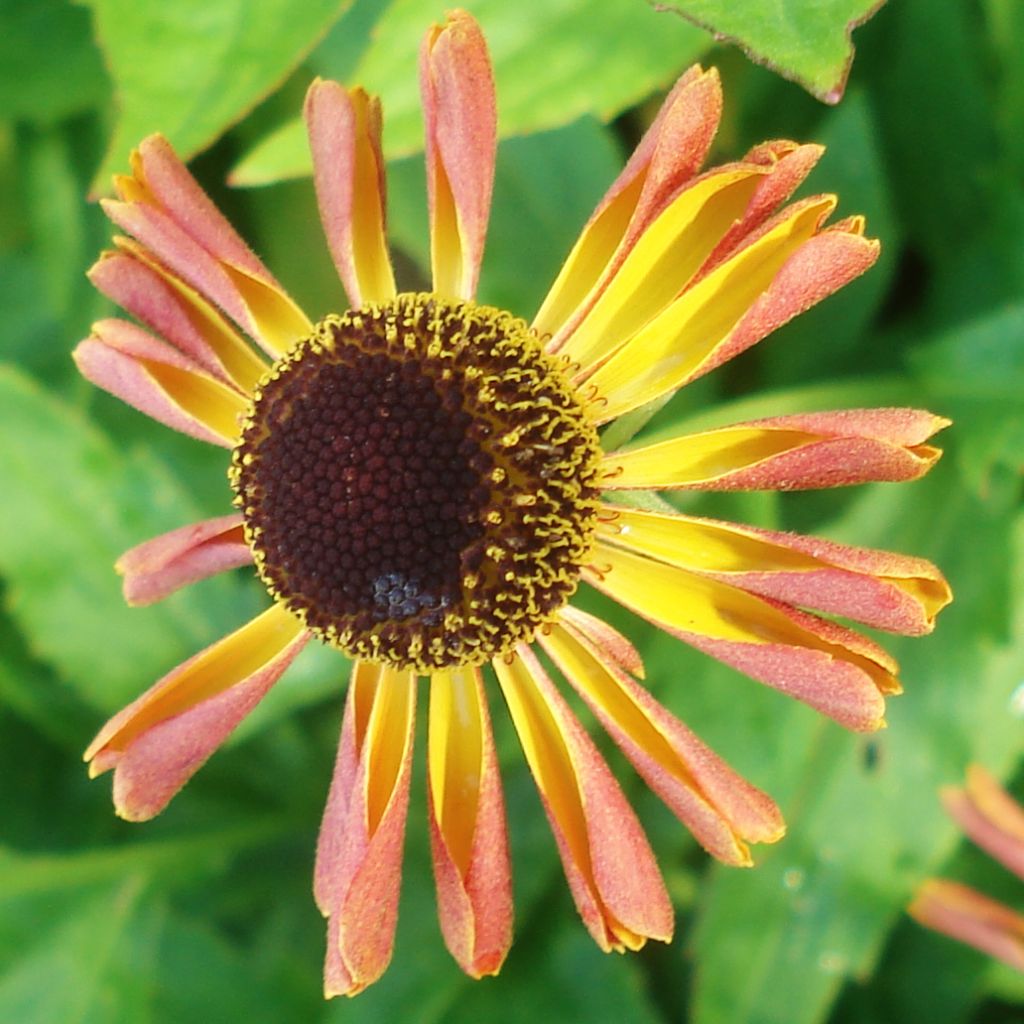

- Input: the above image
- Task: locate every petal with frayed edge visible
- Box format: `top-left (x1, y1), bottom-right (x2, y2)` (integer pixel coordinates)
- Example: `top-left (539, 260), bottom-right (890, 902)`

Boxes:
top-left (74, 319), bottom-right (249, 446)
top-left (540, 620), bottom-right (784, 865)
top-left (602, 409), bottom-right (948, 491)
top-left (85, 603), bottom-right (307, 820)
top-left (598, 506), bottom-right (951, 635)
top-left (116, 514), bottom-right (252, 606)
top-left (315, 662), bottom-right (417, 998)
top-left (305, 81), bottom-right (396, 307)
top-left (494, 647), bottom-right (673, 952)
top-left (428, 667), bottom-right (513, 977)
top-left (420, 10), bottom-right (496, 300)
top-left (587, 543), bottom-right (898, 731)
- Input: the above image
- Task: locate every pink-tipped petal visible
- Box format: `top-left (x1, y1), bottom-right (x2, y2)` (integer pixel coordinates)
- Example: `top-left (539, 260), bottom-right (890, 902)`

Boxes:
top-left (420, 10), bottom-right (497, 300)
top-left (116, 514), bottom-right (252, 605)
top-left (540, 620), bottom-right (784, 865)
top-left (427, 668), bottom-right (513, 977)
top-left (305, 80), bottom-right (396, 307)
top-left (699, 141), bottom-right (824, 277)
top-left (494, 648), bottom-right (673, 952)
top-left (74, 320), bottom-right (248, 446)
top-left (315, 662), bottom-right (417, 997)
top-left (910, 880), bottom-right (1024, 972)
top-left (103, 136), bottom-right (311, 356)
top-left (89, 246), bottom-right (267, 393)
top-left (132, 135), bottom-right (276, 282)
top-left (585, 196), bottom-right (879, 422)
top-left (587, 543), bottom-right (899, 732)
top-left (943, 766), bottom-right (1024, 880)
top-left (598, 506), bottom-right (951, 635)
top-left (85, 603), bottom-right (308, 820)
top-left (533, 66), bottom-right (722, 344)
top-left (603, 408), bottom-right (949, 491)
top-left (558, 605), bottom-right (646, 679)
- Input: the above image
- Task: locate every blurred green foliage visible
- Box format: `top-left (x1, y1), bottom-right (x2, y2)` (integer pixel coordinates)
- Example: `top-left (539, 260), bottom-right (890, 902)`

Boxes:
top-left (1, 1), bottom-right (1023, 1022)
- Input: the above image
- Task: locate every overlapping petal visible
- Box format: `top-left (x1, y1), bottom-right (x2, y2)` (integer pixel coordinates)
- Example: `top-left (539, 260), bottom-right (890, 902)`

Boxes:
top-left (427, 667), bottom-right (512, 977)
top-left (103, 135), bottom-right (311, 356)
top-left (116, 514), bottom-right (252, 606)
top-left (533, 66), bottom-right (722, 344)
top-left (74, 319), bottom-right (249, 446)
top-left (540, 619), bottom-right (784, 865)
top-left (494, 647), bottom-right (673, 951)
top-left (89, 244), bottom-right (267, 393)
top-left (602, 409), bottom-right (948, 491)
top-left (315, 661), bottom-right (417, 997)
top-left (84, 603), bottom-right (308, 820)
top-left (420, 10), bottom-right (496, 300)
top-left (305, 81), bottom-right (396, 308)
top-left (910, 880), bottom-right (1024, 972)
top-left (585, 200), bottom-right (879, 422)
top-left (943, 765), bottom-right (1024, 880)
top-left (597, 506), bottom-right (951, 634)
top-left (586, 543), bottom-right (898, 730)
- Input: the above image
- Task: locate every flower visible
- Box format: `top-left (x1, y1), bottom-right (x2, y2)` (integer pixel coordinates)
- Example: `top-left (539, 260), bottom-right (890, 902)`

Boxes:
top-left (910, 765), bottom-right (1024, 971)
top-left (76, 9), bottom-right (952, 998)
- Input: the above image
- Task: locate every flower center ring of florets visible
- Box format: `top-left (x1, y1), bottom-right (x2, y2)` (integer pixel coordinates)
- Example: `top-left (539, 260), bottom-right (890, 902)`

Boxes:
top-left (230, 293), bottom-right (604, 672)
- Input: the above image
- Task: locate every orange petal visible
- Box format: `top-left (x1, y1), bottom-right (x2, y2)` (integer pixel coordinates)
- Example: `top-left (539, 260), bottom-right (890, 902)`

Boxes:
top-left (84, 603), bottom-right (307, 821)
top-left (540, 619), bottom-right (784, 865)
top-left (558, 604), bottom-right (646, 679)
top-left (942, 765), bottom-right (1024, 880)
top-left (420, 10), bottom-right (497, 300)
top-left (910, 879), bottom-right (1024, 972)
top-left (587, 543), bottom-right (899, 731)
top-left (116, 514), bottom-right (251, 606)
top-left (427, 667), bottom-right (513, 977)
top-left (598, 506), bottom-right (951, 635)
top-left (494, 647), bottom-right (673, 952)
top-left (315, 661), bottom-right (417, 997)
top-left (74, 319), bottom-right (249, 446)
top-left (533, 66), bottom-right (722, 344)
top-left (602, 409), bottom-right (948, 491)
top-left (305, 80), bottom-right (396, 307)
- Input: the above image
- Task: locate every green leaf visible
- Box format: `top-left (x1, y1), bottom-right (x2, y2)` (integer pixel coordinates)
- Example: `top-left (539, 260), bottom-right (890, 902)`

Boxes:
top-left (231, 0), bottom-right (707, 185)
top-left (83, 0), bottom-right (353, 194)
top-left (0, 364), bottom-right (249, 712)
top-left (0, 880), bottom-right (152, 1024)
top-left (652, 0), bottom-right (884, 103)
top-left (0, 0), bottom-right (110, 125)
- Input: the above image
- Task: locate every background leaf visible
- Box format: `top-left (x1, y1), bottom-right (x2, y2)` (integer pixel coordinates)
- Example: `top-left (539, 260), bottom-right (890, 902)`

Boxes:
top-left (651, 0), bottom-right (885, 103)
top-left (82, 0), bottom-right (353, 193)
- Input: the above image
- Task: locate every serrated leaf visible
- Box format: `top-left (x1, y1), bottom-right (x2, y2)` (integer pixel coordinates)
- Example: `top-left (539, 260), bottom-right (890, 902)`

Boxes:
top-left (83, 0), bottom-right (353, 194)
top-left (231, 0), bottom-right (707, 186)
top-left (652, 0), bottom-right (884, 103)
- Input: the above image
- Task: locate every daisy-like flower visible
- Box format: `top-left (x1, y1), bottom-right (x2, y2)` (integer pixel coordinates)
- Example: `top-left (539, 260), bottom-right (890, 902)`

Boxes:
top-left (910, 765), bottom-right (1024, 971)
top-left (77, 10), bottom-right (952, 997)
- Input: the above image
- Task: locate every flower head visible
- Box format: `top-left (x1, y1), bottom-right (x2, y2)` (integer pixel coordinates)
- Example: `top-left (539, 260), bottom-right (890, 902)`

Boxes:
top-left (77, 9), bottom-right (951, 997)
top-left (910, 765), bottom-right (1024, 971)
